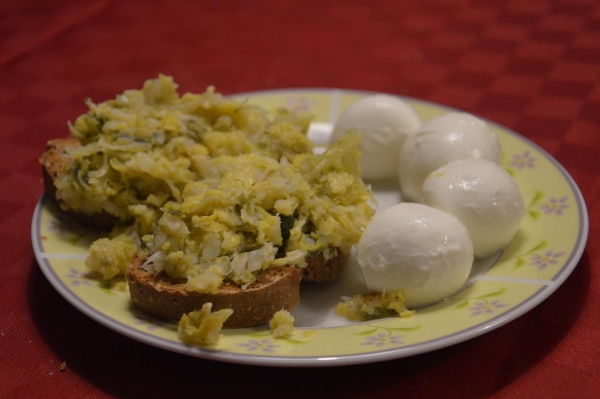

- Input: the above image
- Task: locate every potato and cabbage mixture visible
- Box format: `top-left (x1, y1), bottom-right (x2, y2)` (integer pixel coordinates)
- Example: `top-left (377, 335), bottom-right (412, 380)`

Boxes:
top-left (335, 291), bottom-right (414, 321)
top-left (56, 75), bottom-right (375, 289)
top-left (56, 74), bottom-right (281, 224)
top-left (178, 303), bottom-right (233, 345)
top-left (141, 130), bottom-right (373, 290)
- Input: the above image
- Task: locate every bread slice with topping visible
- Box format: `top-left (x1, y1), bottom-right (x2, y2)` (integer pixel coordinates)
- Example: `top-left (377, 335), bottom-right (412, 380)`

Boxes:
top-left (127, 250), bottom-right (348, 328)
top-left (39, 138), bottom-right (115, 231)
top-left (128, 253), bottom-right (302, 328)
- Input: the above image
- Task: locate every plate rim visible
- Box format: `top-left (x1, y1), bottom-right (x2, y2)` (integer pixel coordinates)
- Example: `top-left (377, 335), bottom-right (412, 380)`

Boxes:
top-left (31, 88), bottom-right (589, 367)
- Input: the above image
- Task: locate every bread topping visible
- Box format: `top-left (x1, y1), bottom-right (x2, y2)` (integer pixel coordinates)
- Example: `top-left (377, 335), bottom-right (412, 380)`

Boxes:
top-left (269, 310), bottom-right (295, 338)
top-left (139, 128), bottom-right (375, 290)
top-left (56, 75), bottom-right (375, 290)
top-left (335, 291), bottom-right (414, 321)
top-left (178, 303), bottom-right (233, 345)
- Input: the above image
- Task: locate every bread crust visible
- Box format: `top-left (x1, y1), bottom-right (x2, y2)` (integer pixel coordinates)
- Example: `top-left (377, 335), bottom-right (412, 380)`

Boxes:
top-left (127, 254), bottom-right (303, 328)
top-left (39, 138), bottom-right (115, 231)
top-left (301, 252), bottom-right (349, 282)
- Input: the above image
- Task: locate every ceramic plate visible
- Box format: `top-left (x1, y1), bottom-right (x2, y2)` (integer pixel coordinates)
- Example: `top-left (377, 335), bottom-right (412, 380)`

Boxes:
top-left (32, 89), bottom-right (588, 367)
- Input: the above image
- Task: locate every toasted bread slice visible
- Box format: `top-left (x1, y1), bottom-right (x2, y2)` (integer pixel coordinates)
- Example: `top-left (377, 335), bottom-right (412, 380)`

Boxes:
top-left (39, 138), bottom-right (115, 231)
top-left (127, 253), bottom-right (303, 328)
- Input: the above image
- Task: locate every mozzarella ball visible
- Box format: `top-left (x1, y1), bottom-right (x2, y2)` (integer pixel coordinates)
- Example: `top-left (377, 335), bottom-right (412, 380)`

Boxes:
top-left (398, 112), bottom-right (502, 202)
top-left (421, 159), bottom-right (526, 258)
top-left (331, 94), bottom-right (421, 181)
top-left (357, 203), bottom-right (474, 309)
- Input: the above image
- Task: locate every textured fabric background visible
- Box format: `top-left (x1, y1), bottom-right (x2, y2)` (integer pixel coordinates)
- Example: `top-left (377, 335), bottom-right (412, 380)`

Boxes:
top-left (1, 0), bottom-right (599, 397)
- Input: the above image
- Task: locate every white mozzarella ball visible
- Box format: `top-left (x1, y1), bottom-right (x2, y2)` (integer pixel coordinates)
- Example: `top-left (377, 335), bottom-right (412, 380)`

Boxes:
top-left (398, 112), bottom-right (502, 202)
top-left (331, 94), bottom-right (421, 181)
top-left (357, 203), bottom-right (474, 309)
top-left (421, 159), bottom-right (526, 258)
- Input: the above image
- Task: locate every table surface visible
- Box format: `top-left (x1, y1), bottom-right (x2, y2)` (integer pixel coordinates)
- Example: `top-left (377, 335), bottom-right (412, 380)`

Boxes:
top-left (1, 0), bottom-right (599, 398)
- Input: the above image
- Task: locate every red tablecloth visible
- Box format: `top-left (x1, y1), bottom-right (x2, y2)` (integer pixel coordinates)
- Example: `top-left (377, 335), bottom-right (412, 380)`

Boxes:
top-left (1, 0), bottom-right (599, 397)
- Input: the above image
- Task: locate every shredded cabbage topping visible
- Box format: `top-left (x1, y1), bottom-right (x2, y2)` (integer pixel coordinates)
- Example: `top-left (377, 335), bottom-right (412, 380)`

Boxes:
top-left (140, 131), bottom-right (375, 288)
top-left (84, 231), bottom-right (140, 279)
top-left (335, 292), bottom-right (414, 321)
top-left (178, 303), bottom-right (233, 345)
top-left (57, 75), bottom-right (375, 288)
top-left (269, 310), bottom-right (295, 338)
top-left (56, 74), bottom-right (275, 223)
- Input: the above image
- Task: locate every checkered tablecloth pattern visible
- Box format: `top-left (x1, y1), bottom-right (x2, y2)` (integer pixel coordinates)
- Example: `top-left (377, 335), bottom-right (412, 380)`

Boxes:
top-left (1, 0), bottom-right (599, 397)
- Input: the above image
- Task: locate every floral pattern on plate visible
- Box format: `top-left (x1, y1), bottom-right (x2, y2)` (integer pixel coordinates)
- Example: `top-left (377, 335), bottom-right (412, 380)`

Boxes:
top-left (355, 324), bottom-right (420, 348)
